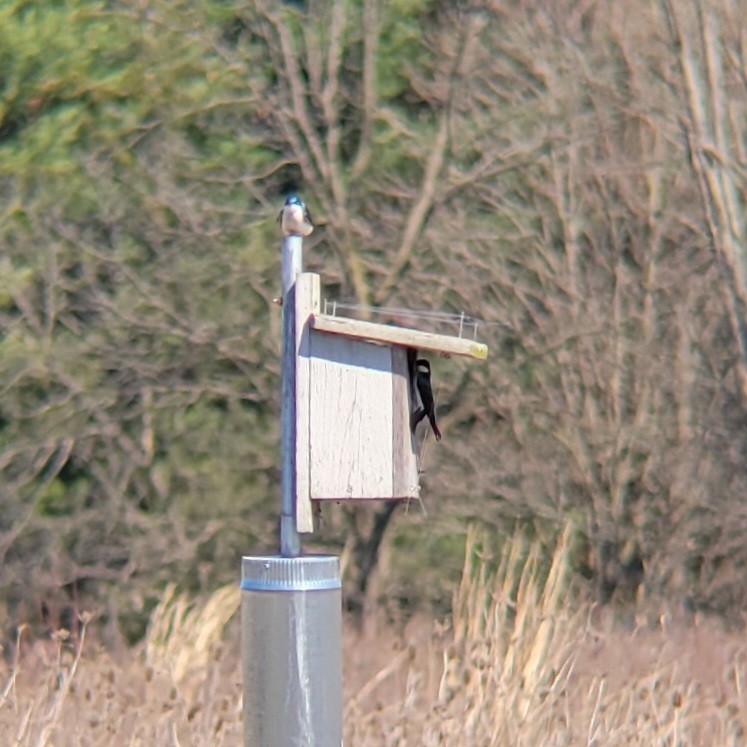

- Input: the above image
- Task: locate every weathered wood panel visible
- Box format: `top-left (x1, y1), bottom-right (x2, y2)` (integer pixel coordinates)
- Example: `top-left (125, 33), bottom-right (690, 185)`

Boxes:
top-left (295, 273), bottom-right (319, 532)
top-left (391, 346), bottom-right (420, 499)
top-left (309, 334), bottom-right (394, 499)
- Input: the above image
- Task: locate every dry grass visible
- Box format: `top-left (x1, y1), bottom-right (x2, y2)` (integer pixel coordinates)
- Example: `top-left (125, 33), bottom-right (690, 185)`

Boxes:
top-left (0, 588), bottom-right (242, 747)
top-left (2, 530), bottom-right (747, 746)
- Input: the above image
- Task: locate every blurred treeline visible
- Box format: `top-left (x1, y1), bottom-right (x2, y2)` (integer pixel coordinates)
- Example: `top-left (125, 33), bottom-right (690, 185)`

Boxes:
top-left (2, 0), bottom-right (747, 644)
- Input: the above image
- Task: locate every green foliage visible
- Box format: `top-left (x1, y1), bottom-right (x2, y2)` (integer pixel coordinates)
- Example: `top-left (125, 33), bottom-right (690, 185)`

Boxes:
top-left (0, 0), bottom-right (283, 640)
top-left (2, 0), bottom-right (747, 643)
top-left (387, 521), bottom-right (466, 614)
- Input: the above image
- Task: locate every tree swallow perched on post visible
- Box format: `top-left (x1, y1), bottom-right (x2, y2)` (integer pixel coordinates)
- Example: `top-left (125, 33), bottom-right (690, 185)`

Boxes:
top-left (278, 194), bottom-right (314, 237)
top-left (411, 358), bottom-right (442, 441)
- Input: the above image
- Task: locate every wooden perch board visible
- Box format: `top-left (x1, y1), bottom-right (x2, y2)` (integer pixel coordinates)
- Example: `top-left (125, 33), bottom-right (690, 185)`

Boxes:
top-left (310, 314), bottom-right (488, 360)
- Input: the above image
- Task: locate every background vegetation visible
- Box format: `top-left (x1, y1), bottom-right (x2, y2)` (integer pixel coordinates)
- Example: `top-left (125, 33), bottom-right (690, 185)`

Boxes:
top-left (3, 530), bottom-right (746, 745)
top-left (2, 0), bottom-right (747, 648)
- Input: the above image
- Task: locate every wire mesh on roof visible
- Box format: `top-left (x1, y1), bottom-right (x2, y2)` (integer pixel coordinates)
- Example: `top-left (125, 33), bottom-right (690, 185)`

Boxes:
top-left (322, 300), bottom-right (485, 340)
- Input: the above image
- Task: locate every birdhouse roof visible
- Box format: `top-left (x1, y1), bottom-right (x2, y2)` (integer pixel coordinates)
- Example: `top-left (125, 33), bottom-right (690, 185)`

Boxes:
top-left (310, 314), bottom-right (488, 360)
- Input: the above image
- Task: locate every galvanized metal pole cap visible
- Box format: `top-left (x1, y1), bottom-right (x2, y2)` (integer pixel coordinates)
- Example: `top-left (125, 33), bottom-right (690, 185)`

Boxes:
top-left (241, 554), bottom-right (341, 592)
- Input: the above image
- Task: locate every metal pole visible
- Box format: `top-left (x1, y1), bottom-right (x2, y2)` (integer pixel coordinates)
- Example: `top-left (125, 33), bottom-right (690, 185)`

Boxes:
top-left (241, 230), bottom-right (343, 746)
top-left (241, 555), bottom-right (342, 746)
top-left (280, 234), bottom-right (302, 557)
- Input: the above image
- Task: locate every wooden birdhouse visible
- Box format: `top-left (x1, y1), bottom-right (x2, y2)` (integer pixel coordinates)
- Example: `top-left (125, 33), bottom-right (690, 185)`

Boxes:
top-left (293, 273), bottom-right (488, 532)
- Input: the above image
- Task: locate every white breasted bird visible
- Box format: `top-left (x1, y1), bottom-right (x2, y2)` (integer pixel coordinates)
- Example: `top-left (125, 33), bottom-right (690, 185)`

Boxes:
top-left (278, 194), bottom-right (314, 237)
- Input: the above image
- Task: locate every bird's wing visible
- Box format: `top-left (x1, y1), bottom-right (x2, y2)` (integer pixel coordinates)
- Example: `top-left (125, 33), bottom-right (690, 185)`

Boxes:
top-left (303, 204), bottom-right (314, 226)
top-left (277, 208), bottom-right (283, 224)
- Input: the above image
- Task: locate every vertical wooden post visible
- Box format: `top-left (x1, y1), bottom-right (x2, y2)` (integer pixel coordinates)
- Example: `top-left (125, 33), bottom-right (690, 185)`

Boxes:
top-left (280, 235), bottom-right (302, 557)
top-left (295, 273), bottom-right (320, 533)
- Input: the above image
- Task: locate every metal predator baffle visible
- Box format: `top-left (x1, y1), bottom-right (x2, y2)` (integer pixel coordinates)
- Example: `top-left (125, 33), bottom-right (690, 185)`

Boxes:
top-left (241, 555), bottom-right (342, 746)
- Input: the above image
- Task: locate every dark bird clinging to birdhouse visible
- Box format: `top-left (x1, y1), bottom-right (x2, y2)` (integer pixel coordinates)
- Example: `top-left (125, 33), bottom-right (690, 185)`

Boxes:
top-left (411, 358), bottom-right (442, 441)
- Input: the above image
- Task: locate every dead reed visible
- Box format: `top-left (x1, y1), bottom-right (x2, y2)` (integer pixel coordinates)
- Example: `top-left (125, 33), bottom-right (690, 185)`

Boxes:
top-left (2, 529), bottom-right (747, 745)
top-left (345, 526), bottom-right (747, 746)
